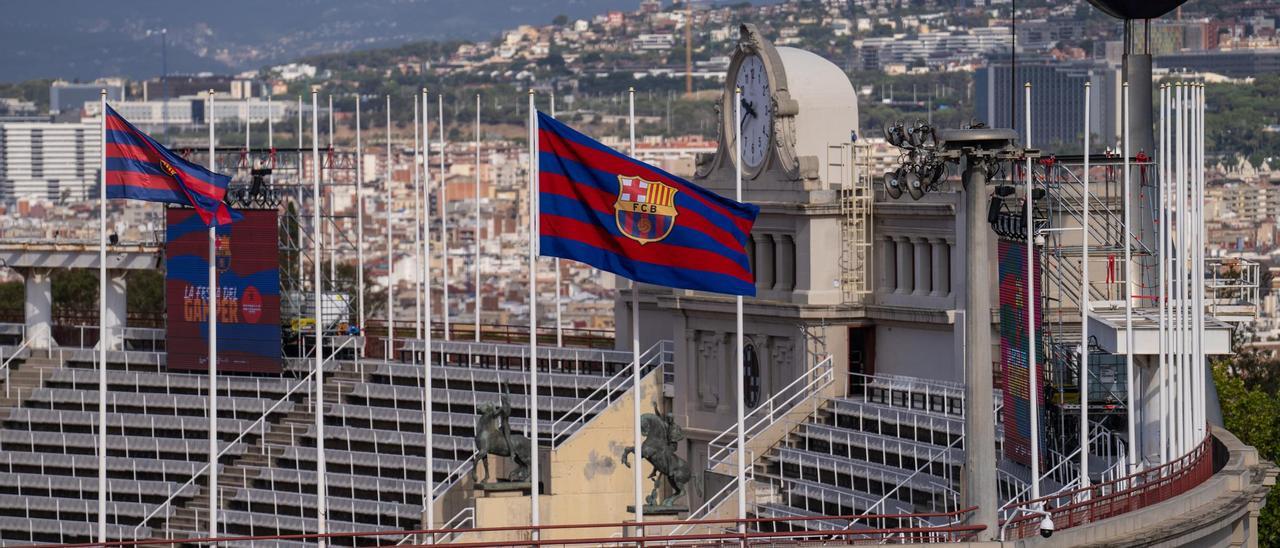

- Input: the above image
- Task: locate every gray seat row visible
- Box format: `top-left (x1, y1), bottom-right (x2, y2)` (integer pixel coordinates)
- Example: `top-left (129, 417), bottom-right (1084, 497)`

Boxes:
top-left (0, 429), bottom-right (247, 461)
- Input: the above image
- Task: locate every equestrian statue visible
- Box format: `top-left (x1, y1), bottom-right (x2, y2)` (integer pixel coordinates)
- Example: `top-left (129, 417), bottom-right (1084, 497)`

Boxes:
top-left (471, 393), bottom-right (533, 484)
top-left (622, 404), bottom-right (693, 508)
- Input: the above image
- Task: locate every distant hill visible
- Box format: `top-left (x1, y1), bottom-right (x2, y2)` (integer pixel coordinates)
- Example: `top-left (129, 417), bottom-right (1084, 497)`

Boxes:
top-left (0, 0), bottom-right (643, 83)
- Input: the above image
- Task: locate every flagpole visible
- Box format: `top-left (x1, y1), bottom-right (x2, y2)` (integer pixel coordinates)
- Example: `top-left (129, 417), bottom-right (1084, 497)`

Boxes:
top-left (1158, 83), bottom-right (1168, 464)
top-left (311, 86), bottom-right (329, 546)
top-left (1122, 81), bottom-right (1137, 474)
top-left (298, 95), bottom-right (305, 298)
top-left (527, 88), bottom-right (542, 541)
top-left (1023, 82), bottom-right (1042, 501)
top-left (97, 88), bottom-right (108, 545)
top-left (550, 93), bottom-right (562, 348)
top-left (414, 99), bottom-right (423, 342)
top-left (206, 89), bottom-right (220, 541)
top-left (328, 95), bottom-right (336, 284)
top-left (628, 86), bottom-right (644, 533)
top-left (474, 94), bottom-right (481, 342)
top-left (1080, 81), bottom-right (1091, 491)
top-left (386, 95), bottom-right (395, 358)
top-left (296, 94), bottom-right (304, 299)
top-left (356, 96), bottom-right (366, 360)
top-left (733, 86), bottom-right (746, 537)
top-left (439, 94), bottom-right (449, 341)
top-left (422, 88), bottom-right (435, 537)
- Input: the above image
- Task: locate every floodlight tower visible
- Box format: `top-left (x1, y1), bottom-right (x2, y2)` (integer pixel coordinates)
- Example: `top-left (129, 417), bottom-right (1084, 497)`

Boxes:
top-left (883, 123), bottom-right (1035, 539)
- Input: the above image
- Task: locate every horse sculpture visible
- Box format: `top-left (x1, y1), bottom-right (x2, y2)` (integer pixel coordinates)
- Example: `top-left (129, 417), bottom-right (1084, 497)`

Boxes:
top-left (471, 394), bottom-right (533, 483)
top-left (622, 406), bottom-right (692, 508)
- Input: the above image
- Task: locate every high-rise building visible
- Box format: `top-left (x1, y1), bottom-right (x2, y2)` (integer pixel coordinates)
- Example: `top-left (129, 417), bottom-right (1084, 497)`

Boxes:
top-left (49, 80), bottom-right (125, 114)
top-left (976, 57), bottom-right (1122, 150)
top-left (0, 121), bottom-right (101, 202)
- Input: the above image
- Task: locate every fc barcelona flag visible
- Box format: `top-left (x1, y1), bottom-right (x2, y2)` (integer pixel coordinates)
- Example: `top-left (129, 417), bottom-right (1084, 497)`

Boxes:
top-left (104, 105), bottom-right (240, 227)
top-left (537, 112), bottom-right (759, 296)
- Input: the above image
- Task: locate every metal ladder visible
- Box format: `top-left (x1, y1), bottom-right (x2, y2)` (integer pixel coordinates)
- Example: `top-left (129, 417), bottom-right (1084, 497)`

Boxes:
top-left (829, 143), bottom-right (873, 302)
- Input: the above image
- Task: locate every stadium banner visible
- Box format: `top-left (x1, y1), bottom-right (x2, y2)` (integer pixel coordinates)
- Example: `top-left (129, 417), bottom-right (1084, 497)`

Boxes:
top-left (166, 208), bottom-right (281, 373)
top-left (998, 237), bottom-right (1044, 468)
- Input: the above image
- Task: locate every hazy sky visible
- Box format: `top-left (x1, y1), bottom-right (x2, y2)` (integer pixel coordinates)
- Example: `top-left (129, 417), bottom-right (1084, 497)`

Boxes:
top-left (1, 0), bottom-right (653, 82)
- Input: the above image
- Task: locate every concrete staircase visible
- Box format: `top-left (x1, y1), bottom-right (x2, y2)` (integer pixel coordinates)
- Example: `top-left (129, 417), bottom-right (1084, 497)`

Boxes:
top-left (0, 355), bottom-right (61, 407)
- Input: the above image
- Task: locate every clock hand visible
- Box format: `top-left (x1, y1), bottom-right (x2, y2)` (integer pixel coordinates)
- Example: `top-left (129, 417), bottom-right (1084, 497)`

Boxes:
top-left (739, 96), bottom-right (758, 119)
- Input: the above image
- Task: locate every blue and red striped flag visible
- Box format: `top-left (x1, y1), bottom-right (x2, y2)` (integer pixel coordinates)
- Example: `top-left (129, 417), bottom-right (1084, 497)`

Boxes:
top-left (537, 112), bottom-right (759, 296)
top-left (105, 105), bottom-right (240, 227)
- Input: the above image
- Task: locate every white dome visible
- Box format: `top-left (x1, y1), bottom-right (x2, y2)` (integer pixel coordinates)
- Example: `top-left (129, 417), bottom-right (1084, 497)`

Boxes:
top-left (776, 47), bottom-right (859, 171)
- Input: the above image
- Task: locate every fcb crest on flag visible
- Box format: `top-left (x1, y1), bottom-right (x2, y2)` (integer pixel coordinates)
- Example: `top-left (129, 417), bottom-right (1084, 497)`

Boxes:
top-left (614, 175), bottom-right (678, 244)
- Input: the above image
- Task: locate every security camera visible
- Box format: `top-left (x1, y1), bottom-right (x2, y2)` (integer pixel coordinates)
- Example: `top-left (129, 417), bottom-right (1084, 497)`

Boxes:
top-left (1039, 515), bottom-right (1055, 538)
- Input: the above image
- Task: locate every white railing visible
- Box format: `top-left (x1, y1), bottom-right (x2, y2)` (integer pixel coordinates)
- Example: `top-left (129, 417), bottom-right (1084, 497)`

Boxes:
top-left (850, 370), bottom-right (965, 416)
top-left (432, 454), bottom-right (476, 500)
top-left (998, 421), bottom-right (1126, 520)
top-left (665, 453), bottom-right (757, 538)
top-left (547, 340), bottom-right (673, 446)
top-left (706, 354), bottom-right (835, 470)
top-left (130, 336), bottom-right (355, 538)
top-left (432, 506), bottom-right (474, 544)
top-left (0, 336), bottom-right (34, 399)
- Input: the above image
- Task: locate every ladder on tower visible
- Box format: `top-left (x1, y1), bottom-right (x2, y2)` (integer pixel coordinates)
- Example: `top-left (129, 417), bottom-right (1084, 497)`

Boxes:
top-left (829, 143), bottom-right (873, 302)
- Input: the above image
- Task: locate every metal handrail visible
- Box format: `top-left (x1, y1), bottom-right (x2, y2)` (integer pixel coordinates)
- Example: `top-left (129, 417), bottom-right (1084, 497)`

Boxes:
top-left (997, 420), bottom-right (1118, 520)
top-left (432, 506), bottom-right (474, 544)
top-left (548, 340), bottom-right (673, 446)
top-left (706, 355), bottom-right (835, 469)
top-left (1000, 435), bottom-right (1213, 540)
top-left (0, 336), bottom-right (34, 398)
top-left (131, 336), bottom-right (355, 536)
top-left (666, 450), bottom-right (758, 537)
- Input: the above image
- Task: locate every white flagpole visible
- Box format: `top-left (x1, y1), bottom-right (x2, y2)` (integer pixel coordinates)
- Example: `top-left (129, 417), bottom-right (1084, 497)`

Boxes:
top-left (733, 86), bottom-right (746, 536)
top-left (244, 97), bottom-right (251, 176)
top-left (311, 86), bottom-right (329, 545)
top-left (356, 96), bottom-right (366, 359)
top-left (1187, 84), bottom-right (1198, 445)
top-left (206, 89), bottom-right (220, 541)
top-left (550, 94), bottom-right (562, 348)
top-left (298, 96), bottom-right (305, 297)
top-left (414, 99), bottom-right (423, 342)
top-left (1080, 81), bottom-right (1091, 490)
top-left (1122, 81), bottom-right (1137, 474)
top-left (1158, 83), bottom-right (1169, 465)
top-left (1178, 81), bottom-right (1188, 454)
top-left (627, 88), bottom-right (645, 533)
top-left (474, 94), bottom-right (482, 342)
top-left (438, 95), bottom-right (450, 342)
top-left (386, 95), bottom-right (395, 358)
top-left (1024, 82), bottom-right (1041, 500)
top-left (97, 88), bottom-right (108, 545)
top-left (328, 95), bottom-right (336, 284)
top-left (422, 88), bottom-right (436, 536)
top-left (527, 88), bottom-right (542, 540)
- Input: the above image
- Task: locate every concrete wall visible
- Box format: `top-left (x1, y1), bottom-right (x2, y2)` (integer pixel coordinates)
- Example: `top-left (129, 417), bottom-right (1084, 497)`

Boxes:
top-left (464, 369), bottom-right (667, 542)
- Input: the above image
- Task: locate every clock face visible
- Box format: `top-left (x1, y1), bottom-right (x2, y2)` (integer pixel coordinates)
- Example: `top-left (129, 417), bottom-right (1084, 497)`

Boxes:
top-left (734, 54), bottom-right (772, 170)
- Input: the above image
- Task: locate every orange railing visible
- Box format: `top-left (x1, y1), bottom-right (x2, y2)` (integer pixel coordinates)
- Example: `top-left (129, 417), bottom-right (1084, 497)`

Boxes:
top-left (26, 508), bottom-right (985, 547)
top-left (1002, 434), bottom-right (1216, 540)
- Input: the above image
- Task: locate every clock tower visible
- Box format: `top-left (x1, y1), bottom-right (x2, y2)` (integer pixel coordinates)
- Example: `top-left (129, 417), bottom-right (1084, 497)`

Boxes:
top-left (619, 24), bottom-right (869, 483)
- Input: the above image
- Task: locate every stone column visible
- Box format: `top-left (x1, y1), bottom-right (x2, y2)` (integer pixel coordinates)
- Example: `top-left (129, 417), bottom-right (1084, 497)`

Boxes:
top-left (913, 237), bottom-right (931, 296)
top-left (104, 270), bottom-right (128, 350)
top-left (880, 236), bottom-right (896, 293)
top-left (23, 268), bottom-right (53, 350)
top-left (931, 239), bottom-right (951, 297)
top-left (774, 235), bottom-right (795, 292)
top-left (757, 233), bottom-right (776, 293)
top-left (894, 237), bottom-right (913, 294)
